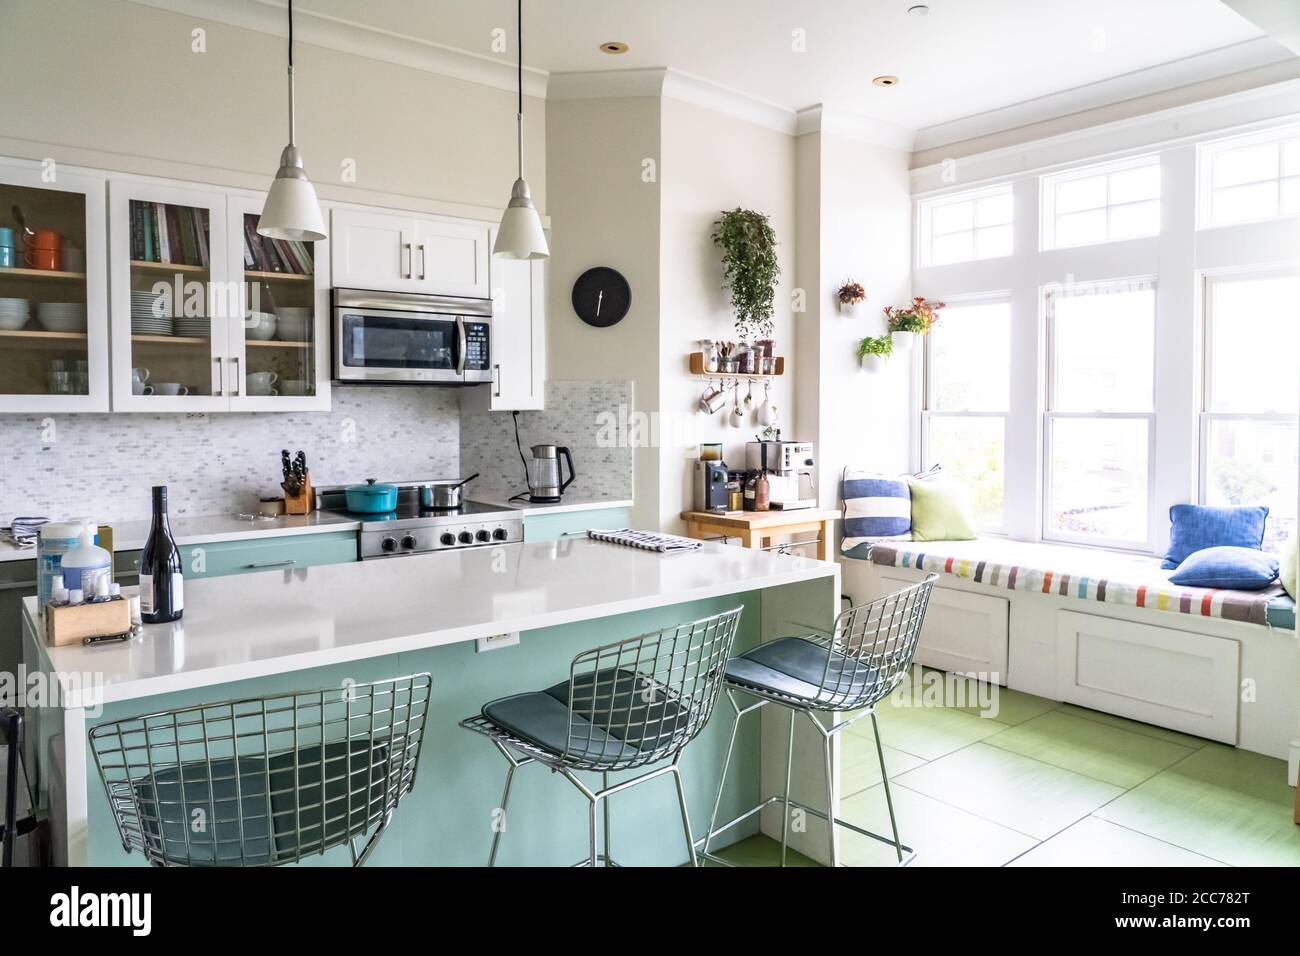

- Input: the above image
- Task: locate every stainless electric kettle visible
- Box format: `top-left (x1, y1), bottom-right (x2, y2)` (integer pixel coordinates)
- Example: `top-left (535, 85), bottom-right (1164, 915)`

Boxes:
top-left (528, 444), bottom-right (576, 503)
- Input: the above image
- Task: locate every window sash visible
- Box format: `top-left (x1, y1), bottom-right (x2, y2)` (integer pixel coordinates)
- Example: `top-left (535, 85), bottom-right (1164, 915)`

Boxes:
top-left (1043, 411), bottom-right (1156, 551)
top-left (1044, 277), bottom-right (1157, 414)
top-left (1041, 155), bottom-right (1161, 250)
top-left (1198, 126), bottom-right (1300, 229)
top-left (920, 410), bottom-right (1010, 533)
top-left (1202, 269), bottom-right (1300, 415)
top-left (918, 185), bottom-right (1014, 267)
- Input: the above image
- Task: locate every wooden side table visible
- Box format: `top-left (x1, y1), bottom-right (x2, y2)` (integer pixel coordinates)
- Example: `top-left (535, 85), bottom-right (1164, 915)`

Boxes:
top-left (680, 508), bottom-right (839, 561)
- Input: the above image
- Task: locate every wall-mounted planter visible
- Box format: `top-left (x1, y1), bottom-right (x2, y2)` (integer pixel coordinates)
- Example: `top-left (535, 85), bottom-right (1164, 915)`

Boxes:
top-left (890, 330), bottom-right (917, 352)
top-left (860, 353), bottom-right (886, 373)
top-left (837, 300), bottom-right (864, 316)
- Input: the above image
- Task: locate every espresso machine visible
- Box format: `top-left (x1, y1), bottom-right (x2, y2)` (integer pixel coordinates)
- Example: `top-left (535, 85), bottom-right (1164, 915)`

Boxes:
top-left (526, 444), bottom-right (575, 503)
top-left (746, 441), bottom-right (817, 510)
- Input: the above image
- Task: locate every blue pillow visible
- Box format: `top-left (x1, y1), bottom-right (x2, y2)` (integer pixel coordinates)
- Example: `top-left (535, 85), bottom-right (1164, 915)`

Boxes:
top-left (842, 473), bottom-right (910, 541)
top-left (1169, 546), bottom-right (1279, 591)
top-left (1162, 504), bottom-right (1268, 570)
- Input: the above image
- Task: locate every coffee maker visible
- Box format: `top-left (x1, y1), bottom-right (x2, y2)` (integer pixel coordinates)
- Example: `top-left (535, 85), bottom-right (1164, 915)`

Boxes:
top-left (746, 441), bottom-right (817, 510)
top-left (527, 444), bottom-right (575, 503)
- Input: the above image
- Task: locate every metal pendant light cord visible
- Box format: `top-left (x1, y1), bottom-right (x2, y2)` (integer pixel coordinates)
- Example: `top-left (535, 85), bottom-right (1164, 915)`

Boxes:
top-left (286, 0), bottom-right (296, 146)
top-left (516, 0), bottom-right (524, 179)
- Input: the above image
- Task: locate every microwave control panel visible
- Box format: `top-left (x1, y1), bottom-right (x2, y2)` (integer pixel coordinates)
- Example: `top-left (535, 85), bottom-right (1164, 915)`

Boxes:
top-left (463, 321), bottom-right (490, 371)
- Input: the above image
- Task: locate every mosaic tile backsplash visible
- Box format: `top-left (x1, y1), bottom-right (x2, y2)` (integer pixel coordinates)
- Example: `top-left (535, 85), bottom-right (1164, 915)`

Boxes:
top-left (0, 387), bottom-right (461, 523)
top-left (460, 380), bottom-right (634, 502)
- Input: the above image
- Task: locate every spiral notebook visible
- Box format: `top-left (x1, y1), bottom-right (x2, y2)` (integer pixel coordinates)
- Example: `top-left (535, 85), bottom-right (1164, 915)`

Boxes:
top-left (587, 528), bottom-right (703, 554)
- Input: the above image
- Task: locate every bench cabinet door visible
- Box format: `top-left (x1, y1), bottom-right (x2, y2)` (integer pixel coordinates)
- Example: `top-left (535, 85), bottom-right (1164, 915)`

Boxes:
top-left (1055, 610), bottom-right (1238, 744)
top-left (881, 574), bottom-right (1009, 682)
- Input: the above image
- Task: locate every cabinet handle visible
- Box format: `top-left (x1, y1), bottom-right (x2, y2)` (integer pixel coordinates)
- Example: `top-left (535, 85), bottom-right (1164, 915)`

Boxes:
top-left (213, 356), bottom-right (224, 397)
top-left (401, 243), bottom-right (412, 279)
top-left (493, 363), bottom-right (501, 397)
top-left (418, 243), bottom-right (427, 280)
top-left (243, 559), bottom-right (296, 570)
top-left (230, 356), bottom-right (241, 396)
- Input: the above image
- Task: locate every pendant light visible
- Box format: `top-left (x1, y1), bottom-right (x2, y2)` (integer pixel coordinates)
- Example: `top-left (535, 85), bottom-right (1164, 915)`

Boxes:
top-left (494, 0), bottom-right (548, 260)
top-left (259, 0), bottom-right (326, 242)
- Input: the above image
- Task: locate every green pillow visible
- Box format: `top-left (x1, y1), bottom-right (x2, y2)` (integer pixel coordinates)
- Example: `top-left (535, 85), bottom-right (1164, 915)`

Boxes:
top-left (908, 478), bottom-right (978, 541)
top-left (1282, 537), bottom-right (1297, 600)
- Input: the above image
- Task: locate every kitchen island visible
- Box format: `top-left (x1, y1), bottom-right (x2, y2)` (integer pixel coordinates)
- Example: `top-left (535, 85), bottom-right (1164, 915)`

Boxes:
top-left (21, 537), bottom-right (839, 867)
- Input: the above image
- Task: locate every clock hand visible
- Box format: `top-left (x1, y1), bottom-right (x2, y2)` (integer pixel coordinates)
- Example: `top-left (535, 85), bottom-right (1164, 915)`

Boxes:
top-left (596, 289), bottom-right (603, 316)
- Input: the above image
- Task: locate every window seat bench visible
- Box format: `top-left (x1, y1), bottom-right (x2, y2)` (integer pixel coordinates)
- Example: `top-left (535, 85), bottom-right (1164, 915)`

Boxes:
top-left (841, 537), bottom-right (1297, 772)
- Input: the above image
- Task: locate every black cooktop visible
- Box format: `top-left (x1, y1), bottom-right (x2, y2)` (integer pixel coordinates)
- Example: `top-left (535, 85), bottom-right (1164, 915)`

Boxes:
top-left (323, 499), bottom-right (517, 525)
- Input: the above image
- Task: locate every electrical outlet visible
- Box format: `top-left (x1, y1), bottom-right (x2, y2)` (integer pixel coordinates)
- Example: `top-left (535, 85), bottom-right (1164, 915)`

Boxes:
top-left (476, 632), bottom-right (520, 653)
top-left (185, 412), bottom-right (208, 422)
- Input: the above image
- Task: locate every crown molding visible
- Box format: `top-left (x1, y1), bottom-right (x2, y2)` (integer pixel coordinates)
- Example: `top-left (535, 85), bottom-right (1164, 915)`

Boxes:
top-left (122, 0), bottom-right (549, 98)
top-left (795, 105), bottom-right (915, 152)
top-left (914, 37), bottom-right (1294, 153)
top-left (910, 76), bottom-right (1300, 193)
top-left (546, 67), bottom-right (668, 101)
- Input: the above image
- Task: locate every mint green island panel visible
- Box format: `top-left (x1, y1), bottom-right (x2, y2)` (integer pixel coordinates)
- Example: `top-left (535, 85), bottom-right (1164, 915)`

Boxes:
top-left (23, 540), bottom-right (838, 867)
top-left (522, 507), bottom-right (630, 542)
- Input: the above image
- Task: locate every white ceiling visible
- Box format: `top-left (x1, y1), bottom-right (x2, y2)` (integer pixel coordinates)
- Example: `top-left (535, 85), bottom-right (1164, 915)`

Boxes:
top-left (153, 0), bottom-right (1296, 136)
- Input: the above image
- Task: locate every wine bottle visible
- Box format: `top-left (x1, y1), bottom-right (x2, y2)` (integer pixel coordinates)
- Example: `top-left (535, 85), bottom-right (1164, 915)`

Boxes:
top-left (139, 485), bottom-right (183, 624)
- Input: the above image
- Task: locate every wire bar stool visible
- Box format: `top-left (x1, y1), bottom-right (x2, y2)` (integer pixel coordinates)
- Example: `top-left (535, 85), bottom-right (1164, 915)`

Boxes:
top-left (701, 575), bottom-right (936, 867)
top-left (89, 673), bottom-right (432, 867)
top-left (460, 607), bottom-right (743, 867)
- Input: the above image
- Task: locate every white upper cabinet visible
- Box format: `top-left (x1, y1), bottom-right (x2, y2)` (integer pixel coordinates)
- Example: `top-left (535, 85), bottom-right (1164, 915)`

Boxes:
top-left (463, 231), bottom-right (546, 412)
top-left (0, 159), bottom-right (110, 413)
top-left (330, 207), bottom-right (490, 298)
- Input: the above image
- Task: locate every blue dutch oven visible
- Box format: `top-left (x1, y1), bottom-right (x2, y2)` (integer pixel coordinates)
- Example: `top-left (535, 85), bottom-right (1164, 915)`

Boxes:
top-left (346, 478), bottom-right (398, 513)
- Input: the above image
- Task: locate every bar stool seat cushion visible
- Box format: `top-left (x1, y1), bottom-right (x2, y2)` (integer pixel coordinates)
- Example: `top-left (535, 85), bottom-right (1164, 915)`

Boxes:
top-left (725, 637), bottom-right (876, 705)
top-left (482, 668), bottom-right (686, 765)
top-left (135, 740), bottom-right (389, 866)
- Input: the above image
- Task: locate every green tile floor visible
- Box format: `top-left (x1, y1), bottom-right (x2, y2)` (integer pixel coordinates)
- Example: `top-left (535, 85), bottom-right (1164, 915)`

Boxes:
top-left (714, 667), bottom-right (1300, 867)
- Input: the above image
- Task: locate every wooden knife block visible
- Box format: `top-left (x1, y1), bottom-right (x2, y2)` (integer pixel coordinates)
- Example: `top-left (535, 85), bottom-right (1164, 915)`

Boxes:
top-left (283, 476), bottom-right (313, 515)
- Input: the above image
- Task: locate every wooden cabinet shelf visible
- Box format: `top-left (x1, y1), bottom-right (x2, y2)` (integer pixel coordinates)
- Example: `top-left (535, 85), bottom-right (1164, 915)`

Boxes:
top-left (245, 270), bottom-right (312, 282)
top-left (0, 267), bottom-right (87, 281)
top-left (689, 351), bottom-right (784, 378)
top-left (130, 259), bottom-right (207, 273)
top-left (0, 328), bottom-right (89, 348)
top-left (129, 334), bottom-right (310, 349)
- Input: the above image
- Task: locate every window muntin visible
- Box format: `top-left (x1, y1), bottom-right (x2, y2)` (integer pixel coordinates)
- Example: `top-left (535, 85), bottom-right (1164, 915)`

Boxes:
top-left (918, 185), bottom-right (1013, 267)
top-left (1042, 155), bottom-right (1161, 250)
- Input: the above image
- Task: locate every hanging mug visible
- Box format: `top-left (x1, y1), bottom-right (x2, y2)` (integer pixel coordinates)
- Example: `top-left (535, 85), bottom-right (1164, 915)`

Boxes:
top-left (698, 384), bottom-right (727, 414)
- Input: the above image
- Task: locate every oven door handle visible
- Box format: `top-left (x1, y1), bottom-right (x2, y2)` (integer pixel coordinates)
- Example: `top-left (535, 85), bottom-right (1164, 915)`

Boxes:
top-left (456, 316), bottom-right (467, 375)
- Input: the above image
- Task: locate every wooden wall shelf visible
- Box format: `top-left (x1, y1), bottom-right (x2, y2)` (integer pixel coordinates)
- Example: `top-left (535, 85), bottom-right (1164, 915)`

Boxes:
top-left (689, 351), bottom-right (785, 378)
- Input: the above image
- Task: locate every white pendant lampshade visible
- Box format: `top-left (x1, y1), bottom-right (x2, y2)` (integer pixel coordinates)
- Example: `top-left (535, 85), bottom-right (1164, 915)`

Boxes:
top-left (494, 177), bottom-right (548, 260)
top-left (495, 0), bottom-right (548, 260)
top-left (258, 0), bottom-right (326, 242)
top-left (260, 145), bottom-right (326, 241)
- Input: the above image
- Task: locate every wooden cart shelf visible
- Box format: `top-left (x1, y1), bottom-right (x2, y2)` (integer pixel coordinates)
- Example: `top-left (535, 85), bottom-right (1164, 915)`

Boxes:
top-left (688, 351), bottom-right (785, 378)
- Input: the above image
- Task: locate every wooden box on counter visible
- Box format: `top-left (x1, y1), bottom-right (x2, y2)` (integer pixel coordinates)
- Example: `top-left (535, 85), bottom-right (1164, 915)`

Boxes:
top-left (45, 598), bottom-right (132, 647)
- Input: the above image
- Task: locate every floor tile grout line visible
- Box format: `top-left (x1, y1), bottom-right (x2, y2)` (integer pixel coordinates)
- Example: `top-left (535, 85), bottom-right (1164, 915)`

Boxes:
top-left (887, 778), bottom-right (1045, 842)
top-left (1087, 814), bottom-right (1235, 867)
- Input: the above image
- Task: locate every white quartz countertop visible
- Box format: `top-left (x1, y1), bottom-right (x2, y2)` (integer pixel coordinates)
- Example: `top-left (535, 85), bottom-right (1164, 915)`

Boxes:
top-left (26, 538), bottom-right (836, 708)
top-left (470, 491), bottom-right (633, 517)
top-left (0, 512), bottom-right (361, 564)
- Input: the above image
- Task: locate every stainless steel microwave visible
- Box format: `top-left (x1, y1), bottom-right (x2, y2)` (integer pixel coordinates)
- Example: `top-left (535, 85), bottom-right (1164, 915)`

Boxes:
top-left (332, 288), bottom-right (492, 385)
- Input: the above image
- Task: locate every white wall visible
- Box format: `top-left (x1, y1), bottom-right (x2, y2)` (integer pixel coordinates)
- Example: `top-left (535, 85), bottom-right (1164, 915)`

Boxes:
top-left (795, 129), bottom-right (915, 508)
top-left (545, 96), bottom-right (661, 528)
top-left (658, 98), bottom-right (796, 532)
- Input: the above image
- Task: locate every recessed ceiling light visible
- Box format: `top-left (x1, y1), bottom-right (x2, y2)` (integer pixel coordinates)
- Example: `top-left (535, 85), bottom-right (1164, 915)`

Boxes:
top-left (907, 4), bottom-right (930, 15)
top-left (600, 41), bottom-right (629, 54)
top-left (872, 75), bottom-right (900, 87)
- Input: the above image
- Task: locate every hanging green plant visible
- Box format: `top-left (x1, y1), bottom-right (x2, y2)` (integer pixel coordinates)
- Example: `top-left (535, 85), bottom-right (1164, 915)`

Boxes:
top-left (712, 208), bottom-right (780, 340)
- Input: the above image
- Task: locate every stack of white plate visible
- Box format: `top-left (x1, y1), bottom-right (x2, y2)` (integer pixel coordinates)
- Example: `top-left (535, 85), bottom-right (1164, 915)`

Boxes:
top-left (0, 296), bottom-right (30, 331)
top-left (131, 290), bottom-right (172, 335)
top-left (174, 317), bottom-right (210, 338)
top-left (37, 302), bottom-right (88, 333)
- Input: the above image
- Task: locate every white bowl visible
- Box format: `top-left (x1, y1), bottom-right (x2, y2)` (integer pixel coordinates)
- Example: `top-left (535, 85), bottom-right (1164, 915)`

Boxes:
top-left (0, 312), bottom-right (29, 331)
top-left (245, 311), bottom-right (277, 341)
top-left (37, 312), bottom-right (88, 333)
top-left (274, 313), bottom-right (310, 342)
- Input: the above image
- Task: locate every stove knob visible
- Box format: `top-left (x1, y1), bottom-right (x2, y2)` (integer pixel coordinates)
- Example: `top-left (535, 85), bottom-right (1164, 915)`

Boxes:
top-left (475, 529), bottom-right (491, 543)
top-left (440, 533), bottom-right (456, 547)
top-left (492, 527), bottom-right (509, 541)
top-left (458, 531), bottom-right (474, 545)
top-left (380, 537), bottom-right (397, 553)
top-left (401, 534), bottom-right (418, 550)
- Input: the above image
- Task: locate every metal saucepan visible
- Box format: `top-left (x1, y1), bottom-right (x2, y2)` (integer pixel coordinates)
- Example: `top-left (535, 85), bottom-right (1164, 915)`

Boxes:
top-left (420, 473), bottom-right (479, 510)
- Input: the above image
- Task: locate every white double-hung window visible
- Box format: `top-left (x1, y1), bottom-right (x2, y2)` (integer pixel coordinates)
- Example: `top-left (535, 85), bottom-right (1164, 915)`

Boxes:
top-left (1041, 155), bottom-right (1161, 250)
top-left (1201, 270), bottom-right (1299, 551)
top-left (1044, 277), bottom-right (1157, 549)
top-left (921, 295), bottom-right (1011, 530)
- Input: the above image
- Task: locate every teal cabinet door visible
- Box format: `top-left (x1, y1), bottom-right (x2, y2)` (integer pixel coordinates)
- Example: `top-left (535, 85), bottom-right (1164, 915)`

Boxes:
top-left (523, 508), bottom-right (629, 542)
top-left (117, 531), bottom-right (357, 582)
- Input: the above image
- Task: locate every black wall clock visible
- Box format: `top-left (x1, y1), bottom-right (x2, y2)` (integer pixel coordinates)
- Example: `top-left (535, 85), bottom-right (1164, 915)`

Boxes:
top-left (571, 267), bottom-right (631, 328)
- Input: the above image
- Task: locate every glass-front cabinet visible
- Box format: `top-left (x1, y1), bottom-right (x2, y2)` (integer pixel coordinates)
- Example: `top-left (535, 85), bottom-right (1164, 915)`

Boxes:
top-left (224, 193), bottom-right (329, 411)
top-left (108, 181), bottom-right (328, 411)
top-left (0, 159), bottom-right (109, 412)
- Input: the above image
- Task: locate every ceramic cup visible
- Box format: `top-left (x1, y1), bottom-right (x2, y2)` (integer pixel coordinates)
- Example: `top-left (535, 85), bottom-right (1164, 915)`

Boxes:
top-left (279, 379), bottom-right (310, 396)
top-left (61, 240), bottom-right (85, 273)
top-left (246, 371), bottom-right (279, 396)
top-left (131, 381), bottom-right (154, 396)
top-left (131, 367), bottom-right (150, 384)
top-left (153, 383), bottom-right (188, 396)
top-left (23, 247), bottom-right (61, 271)
top-left (0, 246), bottom-right (14, 269)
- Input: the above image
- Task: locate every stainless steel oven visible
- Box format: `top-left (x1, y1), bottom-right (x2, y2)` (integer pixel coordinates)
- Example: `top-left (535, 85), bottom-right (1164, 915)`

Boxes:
top-left (332, 288), bottom-right (492, 385)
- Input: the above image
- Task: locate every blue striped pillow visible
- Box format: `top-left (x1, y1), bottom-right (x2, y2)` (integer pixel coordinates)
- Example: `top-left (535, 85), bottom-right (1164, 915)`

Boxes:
top-left (842, 472), bottom-right (911, 549)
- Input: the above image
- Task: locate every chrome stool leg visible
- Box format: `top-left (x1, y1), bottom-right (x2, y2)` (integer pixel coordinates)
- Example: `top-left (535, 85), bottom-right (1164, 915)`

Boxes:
top-left (670, 759), bottom-right (698, 867)
top-left (780, 708), bottom-right (796, 867)
top-left (871, 711), bottom-right (904, 863)
top-left (602, 771), bottom-right (612, 867)
top-left (487, 740), bottom-right (533, 867)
